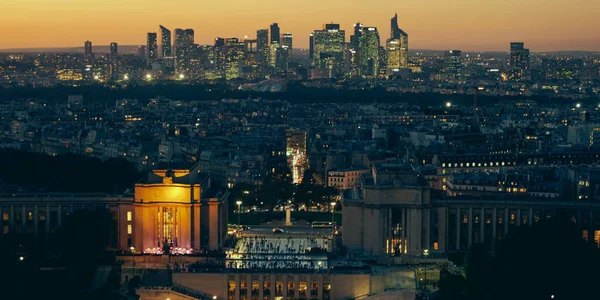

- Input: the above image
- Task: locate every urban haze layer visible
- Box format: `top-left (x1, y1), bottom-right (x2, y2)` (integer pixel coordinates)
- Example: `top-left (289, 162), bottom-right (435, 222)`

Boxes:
top-left (1, 14), bottom-right (600, 300)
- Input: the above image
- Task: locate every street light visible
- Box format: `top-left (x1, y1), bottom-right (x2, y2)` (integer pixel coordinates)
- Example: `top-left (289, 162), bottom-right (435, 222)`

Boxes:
top-left (130, 246), bottom-right (136, 277)
top-left (445, 102), bottom-right (452, 108)
top-left (19, 256), bottom-right (24, 261)
top-left (213, 296), bottom-right (217, 300)
top-left (236, 201), bottom-right (242, 225)
top-left (330, 202), bottom-right (336, 234)
top-left (422, 249), bottom-right (429, 293)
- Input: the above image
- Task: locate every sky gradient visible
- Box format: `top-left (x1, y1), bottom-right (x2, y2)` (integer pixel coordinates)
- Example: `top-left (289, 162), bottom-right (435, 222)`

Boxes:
top-left (1, 0), bottom-right (599, 51)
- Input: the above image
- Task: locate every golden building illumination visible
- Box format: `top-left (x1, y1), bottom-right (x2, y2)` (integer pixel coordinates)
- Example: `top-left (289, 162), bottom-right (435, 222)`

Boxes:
top-left (131, 163), bottom-right (229, 252)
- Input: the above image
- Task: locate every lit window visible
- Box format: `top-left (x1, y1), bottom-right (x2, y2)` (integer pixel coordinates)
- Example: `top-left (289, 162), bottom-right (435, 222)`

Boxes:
top-left (127, 211), bottom-right (132, 221)
top-left (2, 212), bottom-right (8, 221)
top-left (127, 224), bottom-right (132, 235)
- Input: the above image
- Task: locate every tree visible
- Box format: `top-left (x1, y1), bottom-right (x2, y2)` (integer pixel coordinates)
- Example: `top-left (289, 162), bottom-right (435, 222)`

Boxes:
top-left (55, 208), bottom-right (113, 265)
top-left (464, 211), bottom-right (600, 300)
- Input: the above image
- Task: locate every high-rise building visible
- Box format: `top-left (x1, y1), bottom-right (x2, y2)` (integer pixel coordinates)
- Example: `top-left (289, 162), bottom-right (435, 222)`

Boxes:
top-left (269, 42), bottom-right (279, 68)
top-left (275, 46), bottom-right (290, 75)
top-left (510, 42), bottom-right (530, 80)
top-left (312, 23), bottom-right (345, 77)
top-left (84, 40), bottom-right (93, 64)
top-left (109, 42), bottom-right (118, 61)
top-left (224, 38), bottom-right (246, 80)
top-left (386, 39), bottom-right (402, 76)
top-left (270, 23), bottom-right (280, 45)
top-left (257, 29), bottom-right (269, 65)
top-left (358, 27), bottom-right (380, 78)
top-left (309, 33), bottom-right (314, 60)
top-left (147, 32), bottom-right (158, 62)
top-left (443, 50), bottom-right (462, 79)
top-left (282, 33), bottom-right (293, 59)
top-left (185, 29), bottom-right (195, 44)
top-left (108, 42), bottom-right (119, 80)
top-left (160, 25), bottom-right (172, 57)
top-left (174, 29), bottom-right (195, 72)
top-left (387, 14), bottom-right (409, 74)
top-left (350, 22), bottom-right (363, 50)
top-left (391, 14), bottom-right (407, 40)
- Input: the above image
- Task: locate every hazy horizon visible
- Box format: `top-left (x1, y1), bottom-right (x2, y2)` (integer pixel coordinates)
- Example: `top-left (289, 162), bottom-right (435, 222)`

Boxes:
top-left (1, 0), bottom-right (599, 52)
top-left (0, 45), bottom-right (598, 54)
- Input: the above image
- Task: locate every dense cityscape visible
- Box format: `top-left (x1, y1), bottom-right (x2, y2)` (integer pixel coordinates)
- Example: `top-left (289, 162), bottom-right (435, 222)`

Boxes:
top-left (1, 9), bottom-right (600, 300)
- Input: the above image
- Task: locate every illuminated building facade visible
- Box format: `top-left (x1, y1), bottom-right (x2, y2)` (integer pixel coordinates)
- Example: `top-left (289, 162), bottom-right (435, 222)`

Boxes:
top-left (224, 38), bottom-right (246, 80)
top-left (282, 33), bottom-right (293, 59)
top-left (275, 45), bottom-right (290, 75)
top-left (386, 39), bottom-right (401, 76)
top-left (386, 14), bottom-right (408, 77)
top-left (510, 42), bottom-right (530, 80)
top-left (109, 42), bottom-right (118, 62)
top-left (256, 29), bottom-right (269, 66)
top-left (56, 69), bottom-right (83, 81)
top-left (0, 164), bottom-right (228, 252)
top-left (327, 168), bottom-right (370, 190)
top-left (109, 42), bottom-right (119, 81)
top-left (342, 163), bottom-right (600, 257)
top-left (358, 26), bottom-right (380, 78)
top-left (443, 50), bottom-right (462, 79)
top-left (174, 29), bottom-right (195, 73)
top-left (160, 25), bottom-right (172, 58)
top-left (312, 24), bottom-right (345, 78)
top-left (146, 32), bottom-right (158, 62)
top-left (386, 14), bottom-right (409, 77)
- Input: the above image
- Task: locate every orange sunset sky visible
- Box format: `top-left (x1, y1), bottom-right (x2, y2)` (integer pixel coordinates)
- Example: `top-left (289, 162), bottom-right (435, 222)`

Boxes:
top-left (0, 0), bottom-right (599, 51)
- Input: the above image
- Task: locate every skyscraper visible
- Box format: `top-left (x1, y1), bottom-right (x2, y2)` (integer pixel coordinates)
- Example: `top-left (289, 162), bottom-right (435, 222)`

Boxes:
top-left (224, 38), bottom-right (246, 80)
top-left (275, 46), bottom-right (290, 75)
top-left (257, 29), bottom-right (269, 65)
top-left (270, 23), bottom-right (280, 45)
top-left (309, 33), bottom-right (314, 61)
top-left (312, 23), bottom-right (345, 77)
top-left (510, 42), bottom-right (530, 80)
top-left (358, 27), bottom-right (380, 78)
top-left (84, 40), bottom-right (93, 64)
top-left (443, 50), bottom-right (462, 79)
top-left (282, 33), bottom-right (293, 59)
top-left (174, 29), bottom-right (194, 72)
top-left (350, 22), bottom-right (363, 50)
top-left (387, 14), bottom-right (409, 73)
top-left (147, 32), bottom-right (158, 62)
top-left (109, 42), bottom-right (119, 80)
top-left (109, 42), bottom-right (118, 61)
top-left (160, 25), bottom-right (172, 57)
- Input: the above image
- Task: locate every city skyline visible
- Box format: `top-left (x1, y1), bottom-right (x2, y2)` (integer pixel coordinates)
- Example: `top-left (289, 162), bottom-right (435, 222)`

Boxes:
top-left (1, 0), bottom-right (599, 51)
